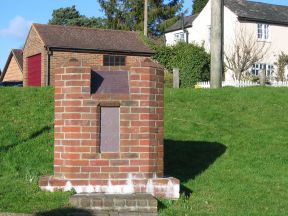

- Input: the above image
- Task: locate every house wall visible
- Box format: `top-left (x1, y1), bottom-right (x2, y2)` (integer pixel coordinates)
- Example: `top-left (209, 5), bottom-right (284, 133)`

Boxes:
top-left (2, 56), bottom-right (22, 82)
top-left (224, 20), bottom-right (288, 81)
top-left (184, 0), bottom-right (288, 81)
top-left (189, 1), bottom-right (238, 51)
top-left (165, 29), bottom-right (191, 46)
top-left (24, 26), bottom-right (150, 87)
top-left (189, 0), bottom-right (212, 50)
top-left (237, 22), bottom-right (288, 62)
top-left (23, 25), bottom-right (47, 86)
top-left (49, 52), bottom-right (143, 86)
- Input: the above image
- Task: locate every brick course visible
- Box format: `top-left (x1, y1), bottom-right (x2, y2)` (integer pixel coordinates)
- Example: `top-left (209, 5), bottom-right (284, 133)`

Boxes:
top-left (69, 193), bottom-right (157, 215)
top-left (39, 57), bottom-right (179, 199)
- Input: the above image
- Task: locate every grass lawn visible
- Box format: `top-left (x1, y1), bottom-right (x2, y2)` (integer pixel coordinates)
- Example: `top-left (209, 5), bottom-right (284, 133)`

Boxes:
top-left (0, 87), bottom-right (287, 215)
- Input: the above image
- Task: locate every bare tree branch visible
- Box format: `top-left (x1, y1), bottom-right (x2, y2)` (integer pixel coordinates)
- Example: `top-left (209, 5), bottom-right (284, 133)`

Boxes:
top-left (224, 26), bottom-right (269, 81)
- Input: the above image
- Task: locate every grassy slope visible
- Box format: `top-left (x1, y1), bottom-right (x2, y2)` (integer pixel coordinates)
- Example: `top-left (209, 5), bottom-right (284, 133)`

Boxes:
top-left (0, 87), bottom-right (287, 215)
top-left (0, 87), bottom-right (70, 213)
top-left (162, 87), bottom-right (288, 216)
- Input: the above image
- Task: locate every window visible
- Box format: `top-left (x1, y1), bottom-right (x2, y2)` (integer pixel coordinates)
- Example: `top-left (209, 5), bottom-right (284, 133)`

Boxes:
top-left (174, 32), bottom-right (185, 43)
top-left (251, 63), bottom-right (260, 76)
top-left (257, 24), bottom-right (269, 40)
top-left (103, 55), bottom-right (126, 66)
top-left (251, 64), bottom-right (274, 76)
top-left (266, 65), bottom-right (274, 76)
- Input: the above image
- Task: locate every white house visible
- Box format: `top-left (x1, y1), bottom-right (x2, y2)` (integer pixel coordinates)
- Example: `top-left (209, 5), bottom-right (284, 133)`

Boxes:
top-left (165, 14), bottom-right (198, 46)
top-left (165, 0), bottom-right (288, 81)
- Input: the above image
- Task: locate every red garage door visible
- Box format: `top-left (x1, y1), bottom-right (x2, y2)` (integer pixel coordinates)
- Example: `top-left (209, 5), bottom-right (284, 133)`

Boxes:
top-left (28, 54), bottom-right (41, 86)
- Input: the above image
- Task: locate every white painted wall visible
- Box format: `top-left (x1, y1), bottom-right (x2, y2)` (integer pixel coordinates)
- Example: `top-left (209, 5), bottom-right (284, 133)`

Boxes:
top-left (165, 0), bottom-right (288, 81)
top-left (226, 20), bottom-right (288, 81)
top-left (165, 29), bottom-right (191, 46)
top-left (188, 0), bottom-right (212, 50)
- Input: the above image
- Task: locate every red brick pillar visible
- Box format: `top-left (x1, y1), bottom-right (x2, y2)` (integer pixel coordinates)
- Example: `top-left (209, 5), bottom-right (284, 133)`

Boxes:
top-left (53, 58), bottom-right (94, 183)
top-left (129, 59), bottom-right (165, 178)
top-left (39, 57), bottom-right (180, 199)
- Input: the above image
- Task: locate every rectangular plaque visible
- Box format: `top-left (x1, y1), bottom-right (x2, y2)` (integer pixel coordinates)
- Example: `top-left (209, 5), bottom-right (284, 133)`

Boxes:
top-left (91, 71), bottom-right (129, 94)
top-left (100, 107), bottom-right (120, 153)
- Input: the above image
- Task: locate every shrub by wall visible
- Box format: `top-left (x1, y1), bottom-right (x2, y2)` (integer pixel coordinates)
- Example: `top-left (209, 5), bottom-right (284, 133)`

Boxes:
top-left (276, 52), bottom-right (288, 81)
top-left (172, 43), bottom-right (210, 88)
top-left (147, 39), bottom-right (210, 88)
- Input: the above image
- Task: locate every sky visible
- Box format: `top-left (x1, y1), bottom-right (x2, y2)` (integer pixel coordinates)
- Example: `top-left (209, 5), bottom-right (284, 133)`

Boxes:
top-left (0, 0), bottom-right (288, 70)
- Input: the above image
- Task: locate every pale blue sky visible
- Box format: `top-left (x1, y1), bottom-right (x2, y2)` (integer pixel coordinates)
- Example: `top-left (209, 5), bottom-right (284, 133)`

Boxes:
top-left (0, 0), bottom-right (288, 70)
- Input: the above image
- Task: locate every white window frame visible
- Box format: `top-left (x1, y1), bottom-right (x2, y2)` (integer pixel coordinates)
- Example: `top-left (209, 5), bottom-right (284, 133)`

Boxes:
top-left (251, 63), bottom-right (274, 76)
top-left (266, 64), bottom-right (274, 76)
top-left (174, 32), bottom-right (185, 43)
top-left (257, 24), bottom-right (269, 41)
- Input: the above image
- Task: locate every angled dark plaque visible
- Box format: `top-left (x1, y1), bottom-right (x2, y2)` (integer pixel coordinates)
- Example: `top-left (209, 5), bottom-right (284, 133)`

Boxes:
top-left (91, 71), bottom-right (129, 94)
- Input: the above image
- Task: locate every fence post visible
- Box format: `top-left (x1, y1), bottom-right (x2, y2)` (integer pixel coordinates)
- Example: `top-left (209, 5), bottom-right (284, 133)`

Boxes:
top-left (260, 69), bottom-right (266, 86)
top-left (173, 68), bottom-right (180, 88)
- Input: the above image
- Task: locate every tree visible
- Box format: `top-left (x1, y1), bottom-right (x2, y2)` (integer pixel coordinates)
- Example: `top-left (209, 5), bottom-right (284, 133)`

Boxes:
top-left (275, 52), bottom-right (288, 81)
top-left (97, 0), bottom-right (183, 35)
top-left (66, 17), bottom-right (107, 28)
top-left (224, 27), bottom-right (269, 81)
top-left (48, 5), bottom-right (107, 28)
top-left (49, 6), bottom-right (81, 25)
top-left (192, 0), bottom-right (208, 14)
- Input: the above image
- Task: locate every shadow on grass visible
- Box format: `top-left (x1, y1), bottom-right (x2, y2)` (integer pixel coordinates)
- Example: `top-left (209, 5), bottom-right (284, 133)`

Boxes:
top-left (158, 140), bottom-right (226, 210)
top-left (164, 139), bottom-right (226, 194)
top-left (0, 126), bottom-right (52, 153)
top-left (36, 208), bottom-right (93, 216)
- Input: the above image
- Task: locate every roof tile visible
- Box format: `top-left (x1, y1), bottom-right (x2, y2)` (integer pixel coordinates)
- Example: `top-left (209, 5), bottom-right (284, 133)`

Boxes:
top-left (33, 24), bottom-right (153, 55)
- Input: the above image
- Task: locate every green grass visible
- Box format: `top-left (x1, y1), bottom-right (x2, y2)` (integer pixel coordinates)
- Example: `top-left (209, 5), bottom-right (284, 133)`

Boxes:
top-left (161, 87), bottom-right (288, 216)
top-left (0, 87), bottom-right (287, 215)
top-left (0, 87), bottom-right (71, 213)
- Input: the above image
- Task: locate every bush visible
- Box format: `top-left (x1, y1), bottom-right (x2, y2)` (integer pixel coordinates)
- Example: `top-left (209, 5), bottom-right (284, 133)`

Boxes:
top-left (164, 71), bottom-right (173, 88)
top-left (152, 45), bottom-right (175, 72)
top-left (146, 38), bottom-right (210, 88)
top-left (172, 43), bottom-right (210, 88)
top-left (276, 52), bottom-right (288, 81)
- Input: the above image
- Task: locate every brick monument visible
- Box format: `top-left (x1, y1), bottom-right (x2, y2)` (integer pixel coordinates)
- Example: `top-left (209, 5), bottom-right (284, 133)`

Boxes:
top-left (39, 56), bottom-right (179, 200)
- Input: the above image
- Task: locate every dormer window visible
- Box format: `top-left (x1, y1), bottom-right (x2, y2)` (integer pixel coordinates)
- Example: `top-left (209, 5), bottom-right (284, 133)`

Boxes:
top-left (174, 32), bottom-right (185, 43)
top-left (257, 24), bottom-right (269, 40)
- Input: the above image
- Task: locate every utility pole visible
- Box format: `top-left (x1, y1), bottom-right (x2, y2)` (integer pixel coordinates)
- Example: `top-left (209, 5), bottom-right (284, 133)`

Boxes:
top-left (144, 0), bottom-right (148, 36)
top-left (210, 0), bottom-right (224, 88)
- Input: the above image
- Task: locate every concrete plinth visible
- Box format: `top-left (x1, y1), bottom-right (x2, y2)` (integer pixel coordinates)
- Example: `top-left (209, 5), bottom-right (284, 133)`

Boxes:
top-left (39, 176), bottom-right (180, 200)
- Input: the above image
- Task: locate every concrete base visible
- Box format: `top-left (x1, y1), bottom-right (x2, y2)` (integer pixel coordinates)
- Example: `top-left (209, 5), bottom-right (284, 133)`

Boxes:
top-left (39, 176), bottom-right (180, 200)
top-left (69, 193), bottom-right (158, 216)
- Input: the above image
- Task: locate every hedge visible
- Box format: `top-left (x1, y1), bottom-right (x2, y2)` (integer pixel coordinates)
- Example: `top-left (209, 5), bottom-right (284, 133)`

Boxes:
top-left (146, 39), bottom-right (210, 88)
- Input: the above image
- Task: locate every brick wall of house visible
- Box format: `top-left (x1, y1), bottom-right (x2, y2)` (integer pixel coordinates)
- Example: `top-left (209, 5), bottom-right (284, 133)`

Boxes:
top-left (49, 51), bottom-right (144, 85)
top-left (23, 26), bottom-right (47, 86)
top-left (3, 56), bottom-right (23, 82)
top-left (23, 25), bottom-right (146, 87)
top-left (39, 57), bottom-right (180, 199)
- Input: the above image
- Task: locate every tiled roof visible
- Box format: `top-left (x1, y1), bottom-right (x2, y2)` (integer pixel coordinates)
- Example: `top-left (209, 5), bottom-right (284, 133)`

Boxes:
top-left (33, 24), bottom-right (154, 55)
top-left (225, 0), bottom-right (288, 25)
top-left (12, 49), bottom-right (23, 71)
top-left (165, 15), bottom-right (198, 33)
